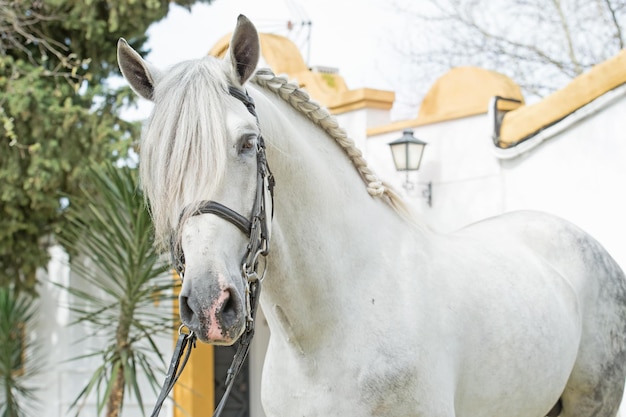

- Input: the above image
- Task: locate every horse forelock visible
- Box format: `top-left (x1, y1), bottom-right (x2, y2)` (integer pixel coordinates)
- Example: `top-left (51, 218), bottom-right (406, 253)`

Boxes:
top-left (140, 57), bottom-right (232, 248)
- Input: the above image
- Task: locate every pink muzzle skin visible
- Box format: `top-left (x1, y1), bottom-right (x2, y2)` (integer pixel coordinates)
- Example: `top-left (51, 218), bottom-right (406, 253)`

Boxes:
top-left (193, 272), bottom-right (245, 345)
top-left (204, 287), bottom-right (231, 342)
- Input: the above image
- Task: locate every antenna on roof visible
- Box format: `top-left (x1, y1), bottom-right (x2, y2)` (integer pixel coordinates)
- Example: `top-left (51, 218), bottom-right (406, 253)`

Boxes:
top-left (253, 0), bottom-right (313, 66)
top-left (284, 0), bottom-right (312, 66)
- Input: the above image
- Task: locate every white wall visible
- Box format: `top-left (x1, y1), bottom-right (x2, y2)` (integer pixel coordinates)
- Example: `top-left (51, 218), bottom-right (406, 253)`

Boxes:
top-left (32, 247), bottom-right (174, 417)
top-left (364, 90), bottom-right (626, 271)
top-left (335, 107), bottom-right (392, 152)
top-left (501, 93), bottom-right (626, 268)
top-left (366, 114), bottom-right (506, 233)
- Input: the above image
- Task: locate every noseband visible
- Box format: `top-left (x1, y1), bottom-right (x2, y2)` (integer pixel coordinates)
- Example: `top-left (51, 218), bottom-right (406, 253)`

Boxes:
top-left (152, 86), bottom-right (274, 417)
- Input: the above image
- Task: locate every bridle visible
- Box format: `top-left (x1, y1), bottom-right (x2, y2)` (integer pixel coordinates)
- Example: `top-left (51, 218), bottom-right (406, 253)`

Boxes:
top-left (171, 87), bottom-right (275, 288)
top-left (151, 86), bottom-right (275, 417)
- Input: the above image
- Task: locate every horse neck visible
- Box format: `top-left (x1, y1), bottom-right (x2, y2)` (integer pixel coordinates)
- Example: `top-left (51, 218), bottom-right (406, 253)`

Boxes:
top-left (250, 85), bottom-right (428, 350)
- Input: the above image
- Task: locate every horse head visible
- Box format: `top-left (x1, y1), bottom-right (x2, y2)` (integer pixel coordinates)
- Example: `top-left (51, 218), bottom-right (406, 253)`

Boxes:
top-left (117, 15), bottom-right (266, 345)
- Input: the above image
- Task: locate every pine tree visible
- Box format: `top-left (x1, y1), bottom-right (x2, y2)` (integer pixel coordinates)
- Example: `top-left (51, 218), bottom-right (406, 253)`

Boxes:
top-left (0, 0), bottom-right (212, 295)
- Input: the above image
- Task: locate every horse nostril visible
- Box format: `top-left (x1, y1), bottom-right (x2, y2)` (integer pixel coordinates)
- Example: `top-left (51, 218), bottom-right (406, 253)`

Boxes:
top-left (218, 288), bottom-right (239, 328)
top-left (179, 295), bottom-right (194, 325)
top-left (179, 284), bottom-right (244, 342)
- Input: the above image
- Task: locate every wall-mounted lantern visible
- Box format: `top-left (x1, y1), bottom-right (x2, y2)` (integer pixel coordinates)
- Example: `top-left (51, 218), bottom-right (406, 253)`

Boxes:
top-left (388, 129), bottom-right (432, 207)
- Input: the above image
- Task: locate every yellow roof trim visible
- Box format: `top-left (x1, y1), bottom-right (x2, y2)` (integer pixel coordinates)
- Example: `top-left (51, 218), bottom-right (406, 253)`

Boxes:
top-left (209, 32), bottom-right (394, 114)
top-left (499, 49), bottom-right (626, 147)
top-left (209, 32), bottom-right (309, 74)
top-left (368, 67), bottom-right (524, 137)
top-left (290, 70), bottom-right (349, 102)
top-left (327, 88), bottom-right (395, 114)
top-left (417, 67), bottom-right (524, 123)
top-left (368, 118), bottom-right (434, 137)
top-left (367, 110), bottom-right (489, 137)
top-left (208, 33), bottom-right (230, 58)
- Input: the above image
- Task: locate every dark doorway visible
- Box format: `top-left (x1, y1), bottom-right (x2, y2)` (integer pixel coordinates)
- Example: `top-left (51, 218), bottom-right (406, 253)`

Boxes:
top-left (214, 345), bottom-right (250, 417)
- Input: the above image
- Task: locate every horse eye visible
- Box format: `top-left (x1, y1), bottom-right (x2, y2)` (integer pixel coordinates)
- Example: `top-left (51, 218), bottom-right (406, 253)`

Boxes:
top-left (239, 135), bottom-right (256, 153)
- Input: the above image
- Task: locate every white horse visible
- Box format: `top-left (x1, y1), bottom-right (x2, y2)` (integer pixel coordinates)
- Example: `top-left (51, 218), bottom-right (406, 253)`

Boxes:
top-left (118, 15), bottom-right (626, 417)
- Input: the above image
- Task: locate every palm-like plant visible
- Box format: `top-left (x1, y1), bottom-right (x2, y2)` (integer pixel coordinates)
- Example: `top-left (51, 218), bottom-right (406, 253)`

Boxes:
top-left (59, 161), bottom-right (176, 417)
top-left (0, 286), bottom-right (42, 417)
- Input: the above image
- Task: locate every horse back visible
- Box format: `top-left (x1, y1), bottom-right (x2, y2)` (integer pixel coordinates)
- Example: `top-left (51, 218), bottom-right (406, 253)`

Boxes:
top-left (462, 210), bottom-right (626, 300)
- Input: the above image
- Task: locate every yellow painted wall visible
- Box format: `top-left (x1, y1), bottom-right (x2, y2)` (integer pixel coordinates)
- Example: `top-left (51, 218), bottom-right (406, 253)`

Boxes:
top-left (172, 342), bottom-right (214, 416)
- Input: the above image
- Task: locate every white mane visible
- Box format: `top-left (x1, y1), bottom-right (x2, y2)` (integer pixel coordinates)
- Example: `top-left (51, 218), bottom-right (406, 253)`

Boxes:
top-left (140, 59), bottom-right (412, 247)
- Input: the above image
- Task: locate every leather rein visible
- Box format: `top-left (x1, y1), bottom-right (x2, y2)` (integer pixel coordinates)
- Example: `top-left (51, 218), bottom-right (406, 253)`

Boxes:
top-left (151, 86), bottom-right (275, 417)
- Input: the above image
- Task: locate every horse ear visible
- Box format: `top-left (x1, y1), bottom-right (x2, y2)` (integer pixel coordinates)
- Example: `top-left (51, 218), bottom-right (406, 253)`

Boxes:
top-left (117, 38), bottom-right (159, 101)
top-left (228, 14), bottom-right (260, 85)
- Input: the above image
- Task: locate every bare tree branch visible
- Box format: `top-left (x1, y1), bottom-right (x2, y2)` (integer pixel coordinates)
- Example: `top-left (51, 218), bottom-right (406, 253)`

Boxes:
top-left (387, 0), bottom-right (626, 117)
top-left (602, 0), bottom-right (625, 48)
top-left (550, 0), bottom-right (583, 74)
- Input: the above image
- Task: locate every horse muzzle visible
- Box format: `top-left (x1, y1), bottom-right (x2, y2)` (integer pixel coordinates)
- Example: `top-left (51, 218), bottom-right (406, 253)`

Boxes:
top-left (179, 272), bottom-right (246, 345)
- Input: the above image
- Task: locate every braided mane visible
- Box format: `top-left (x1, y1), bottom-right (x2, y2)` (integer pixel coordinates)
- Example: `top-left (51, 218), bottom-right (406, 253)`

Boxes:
top-left (140, 61), bottom-right (417, 249)
top-left (252, 68), bottom-right (413, 221)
